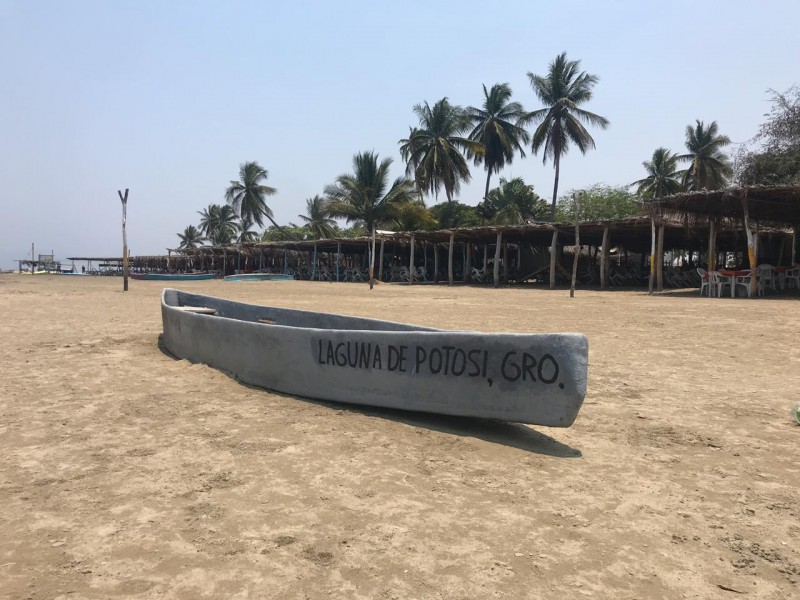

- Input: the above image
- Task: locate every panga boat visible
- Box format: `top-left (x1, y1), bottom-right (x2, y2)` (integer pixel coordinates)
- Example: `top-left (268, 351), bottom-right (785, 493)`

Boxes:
top-left (161, 289), bottom-right (589, 426)
top-left (132, 272), bottom-right (215, 281)
top-left (224, 273), bottom-right (294, 282)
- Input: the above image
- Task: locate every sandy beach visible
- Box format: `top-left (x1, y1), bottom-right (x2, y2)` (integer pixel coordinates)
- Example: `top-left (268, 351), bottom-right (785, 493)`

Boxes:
top-left (1, 273), bottom-right (798, 599)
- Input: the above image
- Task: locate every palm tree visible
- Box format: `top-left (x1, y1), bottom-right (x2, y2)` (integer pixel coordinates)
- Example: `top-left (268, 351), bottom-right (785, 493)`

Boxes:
top-left (392, 200), bottom-right (438, 231)
top-left (466, 83), bottom-right (531, 200)
top-left (224, 161), bottom-right (279, 228)
top-left (632, 148), bottom-right (684, 198)
top-left (236, 217), bottom-right (260, 243)
top-left (177, 225), bottom-right (204, 249)
top-left (326, 151), bottom-right (418, 233)
top-left (678, 120), bottom-right (732, 190)
top-left (198, 204), bottom-right (240, 245)
top-left (398, 98), bottom-right (480, 202)
top-left (298, 195), bottom-right (337, 239)
top-left (485, 177), bottom-right (549, 224)
top-left (528, 52), bottom-right (609, 219)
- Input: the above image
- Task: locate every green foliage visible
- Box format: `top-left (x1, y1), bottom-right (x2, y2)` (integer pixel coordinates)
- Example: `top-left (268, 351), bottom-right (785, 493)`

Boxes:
top-left (177, 225), bottom-right (205, 249)
top-left (478, 177), bottom-right (549, 224)
top-left (556, 184), bottom-right (641, 222)
top-left (466, 83), bottom-right (531, 199)
top-left (678, 120), bottom-right (732, 190)
top-left (224, 161), bottom-right (279, 228)
top-left (736, 86), bottom-right (800, 185)
top-left (261, 223), bottom-right (309, 242)
top-left (236, 217), bottom-right (260, 243)
top-left (632, 148), bottom-right (684, 198)
top-left (325, 151), bottom-right (418, 234)
top-left (392, 200), bottom-right (439, 231)
top-left (198, 203), bottom-right (240, 246)
top-left (298, 195), bottom-right (337, 239)
top-left (398, 98), bottom-right (480, 202)
top-left (429, 201), bottom-right (481, 229)
top-left (528, 53), bottom-right (609, 218)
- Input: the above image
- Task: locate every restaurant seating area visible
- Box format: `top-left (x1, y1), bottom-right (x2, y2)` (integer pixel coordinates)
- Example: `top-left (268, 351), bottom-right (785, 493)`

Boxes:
top-left (697, 265), bottom-right (800, 298)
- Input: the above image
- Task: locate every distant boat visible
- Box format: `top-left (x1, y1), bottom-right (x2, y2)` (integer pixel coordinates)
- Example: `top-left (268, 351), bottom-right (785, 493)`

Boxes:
top-left (224, 273), bottom-right (294, 282)
top-left (161, 289), bottom-right (589, 427)
top-left (132, 272), bottom-right (216, 281)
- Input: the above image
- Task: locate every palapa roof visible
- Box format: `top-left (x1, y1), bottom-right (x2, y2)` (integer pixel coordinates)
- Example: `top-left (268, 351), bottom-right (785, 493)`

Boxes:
top-left (645, 185), bottom-right (800, 226)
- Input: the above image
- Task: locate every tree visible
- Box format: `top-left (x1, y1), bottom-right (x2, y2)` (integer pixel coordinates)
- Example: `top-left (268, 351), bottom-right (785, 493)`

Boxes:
top-left (632, 148), bottom-right (684, 198)
top-left (392, 200), bottom-right (439, 231)
top-left (398, 98), bottom-right (480, 202)
top-left (528, 52), bottom-right (609, 220)
top-left (198, 204), bottom-right (240, 246)
top-left (325, 151), bottom-right (418, 235)
top-left (177, 225), bottom-right (204, 249)
top-left (224, 161), bottom-right (279, 228)
top-left (678, 120), bottom-right (732, 190)
top-left (736, 86), bottom-right (800, 185)
top-left (428, 201), bottom-right (481, 229)
top-left (479, 177), bottom-right (549, 224)
top-left (236, 217), bottom-right (260, 243)
top-left (298, 195), bottom-right (337, 239)
top-left (466, 83), bottom-right (531, 199)
top-left (556, 184), bottom-right (640, 222)
top-left (261, 223), bottom-right (309, 242)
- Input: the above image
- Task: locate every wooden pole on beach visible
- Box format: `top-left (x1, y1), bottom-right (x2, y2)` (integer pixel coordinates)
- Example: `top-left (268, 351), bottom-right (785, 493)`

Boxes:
top-left (378, 238), bottom-right (385, 282)
top-left (649, 217), bottom-right (656, 294)
top-left (741, 189), bottom-right (757, 296)
top-left (570, 194), bottom-right (580, 298)
top-left (448, 232), bottom-right (454, 286)
top-left (409, 234), bottom-right (416, 284)
top-left (792, 226), bottom-right (797, 266)
top-left (600, 226), bottom-right (610, 290)
top-left (493, 232), bottom-right (502, 288)
top-left (118, 189), bottom-right (129, 291)
top-left (656, 224), bottom-right (665, 292)
top-left (550, 230), bottom-right (558, 289)
top-left (433, 243), bottom-right (440, 283)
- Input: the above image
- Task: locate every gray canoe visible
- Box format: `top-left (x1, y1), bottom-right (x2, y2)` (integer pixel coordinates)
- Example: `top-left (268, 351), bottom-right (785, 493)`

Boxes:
top-left (161, 289), bottom-right (589, 426)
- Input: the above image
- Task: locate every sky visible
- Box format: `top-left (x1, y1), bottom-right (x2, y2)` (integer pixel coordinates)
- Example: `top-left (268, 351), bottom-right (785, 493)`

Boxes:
top-left (1, 0), bottom-right (799, 269)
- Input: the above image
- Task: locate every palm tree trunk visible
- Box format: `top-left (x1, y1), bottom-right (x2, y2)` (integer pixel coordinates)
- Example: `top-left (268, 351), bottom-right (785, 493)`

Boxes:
top-left (550, 156), bottom-right (561, 221)
top-left (484, 171), bottom-right (492, 200)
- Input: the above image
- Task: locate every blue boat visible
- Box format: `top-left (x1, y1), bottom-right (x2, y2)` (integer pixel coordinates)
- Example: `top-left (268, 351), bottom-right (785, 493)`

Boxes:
top-left (224, 273), bottom-right (294, 282)
top-left (132, 273), bottom-right (216, 281)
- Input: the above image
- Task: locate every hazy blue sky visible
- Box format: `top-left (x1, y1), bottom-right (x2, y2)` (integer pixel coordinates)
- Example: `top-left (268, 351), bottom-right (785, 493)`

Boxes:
top-left (2, 0), bottom-right (798, 268)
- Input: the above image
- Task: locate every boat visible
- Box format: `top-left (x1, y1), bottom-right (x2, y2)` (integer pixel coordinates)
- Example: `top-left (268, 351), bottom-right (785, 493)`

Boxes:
top-left (224, 273), bottom-right (294, 282)
top-left (161, 289), bottom-right (589, 426)
top-left (132, 272), bottom-right (216, 281)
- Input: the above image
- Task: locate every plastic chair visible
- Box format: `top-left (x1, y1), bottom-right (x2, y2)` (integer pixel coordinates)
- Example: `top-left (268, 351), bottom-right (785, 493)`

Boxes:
top-left (697, 268), bottom-right (711, 296)
top-left (756, 265), bottom-right (776, 293)
top-left (709, 271), bottom-right (731, 298)
top-left (784, 266), bottom-right (800, 289)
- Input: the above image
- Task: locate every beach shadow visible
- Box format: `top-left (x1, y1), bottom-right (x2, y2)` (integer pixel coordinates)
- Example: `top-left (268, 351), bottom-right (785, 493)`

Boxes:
top-left (157, 335), bottom-right (581, 458)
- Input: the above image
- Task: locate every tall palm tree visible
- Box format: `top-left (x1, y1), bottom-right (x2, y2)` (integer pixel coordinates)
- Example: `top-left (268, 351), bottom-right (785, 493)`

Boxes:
top-left (466, 83), bottom-right (531, 199)
top-left (486, 177), bottom-right (549, 224)
top-left (325, 151), bottom-right (418, 234)
top-left (678, 120), bottom-right (732, 190)
top-left (298, 195), bottom-right (337, 239)
top-left (398, 98), bottom-right (480, 202)
top-left (199, 204), bottom-right (239, 246)
top-left (528, 52), bottom-right (609, 219)
top-left (236, 217), bottom-right (260, 243)
top-left (177, 225), bottom-right (204, 249)
top-left (224, 161), bottom-right (279, 228)
top-left (632, 148), bottom-right (684, 198)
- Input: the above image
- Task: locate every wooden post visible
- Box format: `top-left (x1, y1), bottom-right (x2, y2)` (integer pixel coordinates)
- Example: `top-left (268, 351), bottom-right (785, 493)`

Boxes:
top-left (463, 243), bottom-right (471, 282)
top-left (378, 238), bottom-right (385, 281)
top-left (483, 244), bottom-right (488, 275)
top-left (369, 229), bottom-right (376, 289)
top-left (741, 189), bottom-right (757, 296)
top-left (336, 242), bottom-right (341, 282)
top-left (600, 225), bottom-right (610, 290)
top-left (754, 220), bottom-right (760, 263)
top-left (656, 224), bottom-right (665, 292)
top-left (433, 243), bottom-right (440, 283)
top-left (503, 243), bottom-right (508, 283)
top-left (118, 189), bottom-right (129, 291)
top-left (707, 219), bottom-right (716, 271)
top-left (312, 243), bottom-right (317, 280)
top-left (649, 217), bottom-right (656, 294)
top-left (448, 232), bottom-right (454, 286)
top-left (550, 230), bottom-right (558, 289)
top-left (792, 226), bottom-right (797, 266)
top-left (409, 234), bottom-right (415, 285)
top-left (493, 232), bottom-right (502, 288)
top-left (570, 194), bottom-right (581, 298)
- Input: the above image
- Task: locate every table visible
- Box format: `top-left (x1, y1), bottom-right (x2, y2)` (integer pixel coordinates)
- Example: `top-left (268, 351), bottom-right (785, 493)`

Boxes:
top-left (718, 270), bottom-right (750, 297)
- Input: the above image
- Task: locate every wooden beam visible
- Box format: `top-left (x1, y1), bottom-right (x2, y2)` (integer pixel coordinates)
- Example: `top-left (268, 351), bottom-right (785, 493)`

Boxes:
top-left (649, 217), bottom-right (656, 294)
top-left (463, 242), bottom-right (471, 283)
top-left (336, 242), bottom-right (341, 282)
top-left (433, 243), bottom-right (440, 283)
top-left (600, 225), bottom-right (610, 290)
top-left (741, 189), bottom-right (757, 296)
top-left (549, 230), bottom-right (558, 290)
top-left (448, 232), bottom-right (454, 286)
top-left (570, 195), bottom-right (580, 298)
top-left (707, 219), bottom-right (716, 271)
top-left (503, 243), bottom-right (508, 283)
top-left (656, 224), bottom-right (665, 292)
top-left (409, 234), bottom-right (415, 285)
top-left (493, 232), bottom-right (502, 288)
top-left (378, 238), bottom-right (385, 281)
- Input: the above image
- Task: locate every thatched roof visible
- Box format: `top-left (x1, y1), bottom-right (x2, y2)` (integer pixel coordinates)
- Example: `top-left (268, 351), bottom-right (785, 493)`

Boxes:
top-left (645, 185), bottom-right (800, 225)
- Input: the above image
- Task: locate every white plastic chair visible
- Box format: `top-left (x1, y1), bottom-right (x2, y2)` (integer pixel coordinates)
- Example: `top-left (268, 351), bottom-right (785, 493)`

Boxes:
top-left (709, 271), bottom-right (731, 298)
top-left (697, 268), bottom-right (711, 296)
top-left (733, 274), bottom-right (754, 298)
top-left (784, 266), bottom-right (800, 289)
top-left (756, 265), bottom-right (776, 293)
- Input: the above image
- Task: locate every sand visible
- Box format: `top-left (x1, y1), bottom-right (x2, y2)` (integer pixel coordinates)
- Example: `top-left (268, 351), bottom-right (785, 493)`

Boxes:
top-left (0, 273), bottom-right (798, 599)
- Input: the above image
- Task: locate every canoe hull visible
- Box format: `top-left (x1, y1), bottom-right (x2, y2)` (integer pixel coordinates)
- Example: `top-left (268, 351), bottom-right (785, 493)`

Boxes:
top-left (161, 289), bottom-right (588, 426)
top-left (224, 273), bottom-right (294, 282)
top-left (133, 273), bottom-right (215, 281)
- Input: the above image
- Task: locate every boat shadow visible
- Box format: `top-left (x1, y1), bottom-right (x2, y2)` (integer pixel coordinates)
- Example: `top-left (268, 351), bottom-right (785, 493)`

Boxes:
top-left (158, 335), bottom-right (582, 458)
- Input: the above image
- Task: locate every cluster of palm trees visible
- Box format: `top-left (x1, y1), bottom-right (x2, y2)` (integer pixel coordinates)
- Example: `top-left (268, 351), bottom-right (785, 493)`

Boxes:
top-left (633, 120), bottom-right (732, 198)
top-left (177, 52), bottom-right (610, 249)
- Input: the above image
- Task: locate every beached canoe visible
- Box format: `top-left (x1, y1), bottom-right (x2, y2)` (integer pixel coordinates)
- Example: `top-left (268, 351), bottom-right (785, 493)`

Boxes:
top-left (224, 273), bottom-right (294, 282)
top-left (132, 273), bottom-right (216, 281)
top-left (161, 289), bottom-right (589, 426)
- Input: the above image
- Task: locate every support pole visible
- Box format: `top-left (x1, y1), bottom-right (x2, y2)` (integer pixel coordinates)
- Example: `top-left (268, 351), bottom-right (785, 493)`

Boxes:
top-left (550, 230), bottom-right (558, 289)
top-left (656, 224), bottom-right (665, 292)
top-left (483, 244), bottom-right (488, 275)
top-left (741, 189), bottom-right (757, 296)
top-left (117, 189), bottom-right (129, 291)
top-left (649, 217), bottom-right (656, 294)
top-left (570, 195), bottom-right (581, 298)
top-left (433, 243), bottom-right (440, 283)
top-left (409, 234), bottom-right (415, 285)
top-left (503, 243), bottom-right (508, 283)
top-left (792, 226), bottom-right (797, 266)
top-left (369, 229), bottom-right (376, 289)
top-left (448, 232), bottom-right (454, 286)
top-left (336, 242), bottom-right (341, 282)
top-left (463, 242), bottom-right (471, 283)
top-left (707, 219), bottom-right (716, 271)
top-left (312, 243), bottom-right (317, 280)
top-left (600, 225), bottom-right (610, 290)
top-left (493, 232), bottom-right (502, 288)
top-left (378, 238), bottom-right (385, 281)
